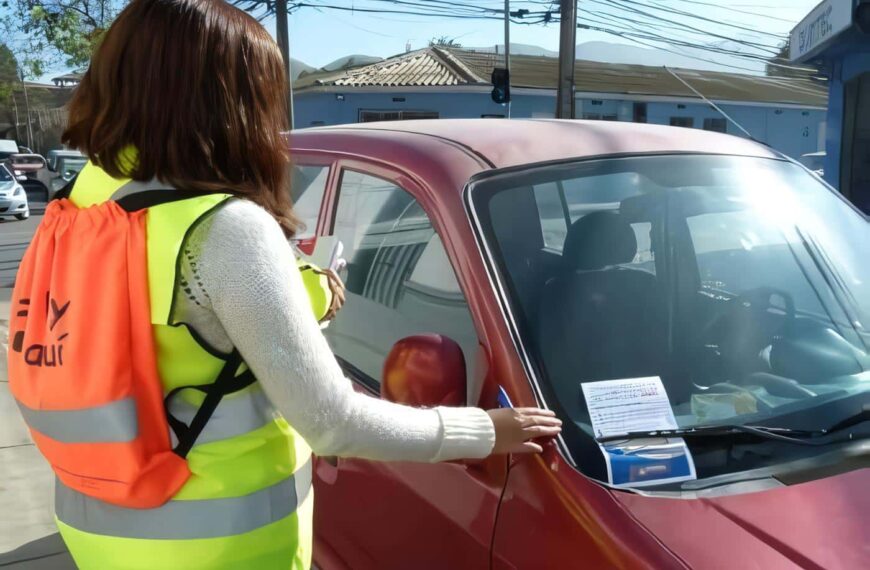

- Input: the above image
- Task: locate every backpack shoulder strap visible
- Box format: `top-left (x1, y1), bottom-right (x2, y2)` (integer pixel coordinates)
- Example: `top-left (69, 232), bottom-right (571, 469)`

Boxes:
top-left (58, 175), bottom-right (231, 212)
top-left (51, 173), bottom-right (79, 202)
top-left (109, 180), bottom-right (231, 212)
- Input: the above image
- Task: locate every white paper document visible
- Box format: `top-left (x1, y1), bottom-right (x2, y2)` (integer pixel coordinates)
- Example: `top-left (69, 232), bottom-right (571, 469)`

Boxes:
top-left (297, 235), bottom-right (344, 270)
top-left (581, 377), bottom-right (697, 488)
top-left (581, 376), bottom-right (679, 439)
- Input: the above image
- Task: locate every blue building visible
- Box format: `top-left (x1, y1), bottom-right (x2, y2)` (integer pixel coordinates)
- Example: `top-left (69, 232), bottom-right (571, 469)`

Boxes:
top-left (791, 0), bottom-right (870, 213)
top-left (294, 47), bottom-right (828, 161)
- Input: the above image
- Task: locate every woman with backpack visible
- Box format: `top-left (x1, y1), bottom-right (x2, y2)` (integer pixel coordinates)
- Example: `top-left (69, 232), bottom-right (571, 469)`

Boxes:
top-left (7, 1), bottom-right (561, 568)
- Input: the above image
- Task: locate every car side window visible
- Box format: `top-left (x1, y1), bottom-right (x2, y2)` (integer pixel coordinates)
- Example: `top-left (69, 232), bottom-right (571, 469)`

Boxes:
top-left (290, 164), bottom-right (329, 239)
top-left (326, 169), bottom-right (478, 391)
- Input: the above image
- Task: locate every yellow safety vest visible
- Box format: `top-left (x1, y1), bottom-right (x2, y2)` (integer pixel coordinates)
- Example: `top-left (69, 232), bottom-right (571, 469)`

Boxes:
top-left (56, 162), bottom-right (314, 570)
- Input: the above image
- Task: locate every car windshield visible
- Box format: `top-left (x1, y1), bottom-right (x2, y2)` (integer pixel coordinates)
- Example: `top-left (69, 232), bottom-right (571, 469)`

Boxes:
top-left (471, 154), bottom-right (870, 484)
top-left (0, 166), bottom-right (12, 182)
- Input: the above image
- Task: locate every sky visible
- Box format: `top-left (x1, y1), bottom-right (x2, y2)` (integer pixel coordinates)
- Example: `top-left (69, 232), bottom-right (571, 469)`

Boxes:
top-left (263, 0), bottom-right (822, 73)
top-left (29, 0), bottom-right (823, 81)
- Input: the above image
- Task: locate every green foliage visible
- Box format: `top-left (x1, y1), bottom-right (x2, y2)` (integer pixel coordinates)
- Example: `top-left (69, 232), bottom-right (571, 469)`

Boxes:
top-left (429, 36), bottom-right (463, 48)
top-left (766, 40), bottom-right (817, 79)
top-left (3, 0), bottom-right (120, 76)
top-left (0, 44), bottom-right (19, 104)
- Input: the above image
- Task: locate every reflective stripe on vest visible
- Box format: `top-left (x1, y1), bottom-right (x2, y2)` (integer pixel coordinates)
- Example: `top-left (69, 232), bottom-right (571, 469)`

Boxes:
top-left (16, 397), bottom-right (138, 444)
top-left (56, 460), bottom-right (312, 540)
top-left (16, 384), bottom-right (276, 448)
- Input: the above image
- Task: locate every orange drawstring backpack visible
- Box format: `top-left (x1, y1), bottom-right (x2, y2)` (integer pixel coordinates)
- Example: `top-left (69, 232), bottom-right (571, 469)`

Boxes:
top-left (8, 189), bottom-right (253, 509)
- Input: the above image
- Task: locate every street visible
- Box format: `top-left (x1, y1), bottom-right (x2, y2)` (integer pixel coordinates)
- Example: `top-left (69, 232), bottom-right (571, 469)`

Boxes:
top-left (0, 212), bottom-right (42, 288)
top-left (0, 210), bottom-right (74, 569)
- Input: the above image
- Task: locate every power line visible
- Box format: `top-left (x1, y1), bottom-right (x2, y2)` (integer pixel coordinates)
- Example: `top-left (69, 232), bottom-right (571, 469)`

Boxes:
top-left (577, 20), bottom-right (816, 73)
top-left (599, 0), bottom-right (785, 53)
top-left (649, 0), bottom-right (796, 23)
top-left (236, 0), bottom-right (808, 74)
top-left (613, 0), bottom-right (789, 38)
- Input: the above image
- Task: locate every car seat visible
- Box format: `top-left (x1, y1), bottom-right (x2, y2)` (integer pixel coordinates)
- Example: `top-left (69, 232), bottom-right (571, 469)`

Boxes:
top-left (537, 211), bottom-right (664, 412)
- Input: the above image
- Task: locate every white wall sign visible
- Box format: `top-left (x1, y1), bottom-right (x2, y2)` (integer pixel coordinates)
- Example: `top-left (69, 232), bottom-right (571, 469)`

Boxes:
top-left (790, 0), bottom-right (854, 61)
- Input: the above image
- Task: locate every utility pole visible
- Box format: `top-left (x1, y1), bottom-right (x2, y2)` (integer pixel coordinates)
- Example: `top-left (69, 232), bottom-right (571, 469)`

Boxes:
top-left (275, 0), bottom-right (295, 129)
top-left (555, 0), bottom-right (577, 119)
top-left (504, 0), bottom-right (511, 118)
top-left (20, 71), bottom-right (33, 148)
top-left (11, 91), bottom-right (20, 142)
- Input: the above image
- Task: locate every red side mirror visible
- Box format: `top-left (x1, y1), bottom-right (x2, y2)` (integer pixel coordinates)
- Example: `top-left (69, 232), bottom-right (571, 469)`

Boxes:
top-left (295, 236), bottom-right (317, 256)
top-left (382, 334), bottom-right (466, 407)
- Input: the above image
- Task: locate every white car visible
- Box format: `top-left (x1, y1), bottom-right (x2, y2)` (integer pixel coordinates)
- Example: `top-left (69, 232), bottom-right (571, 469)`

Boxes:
top-left (0, 164), bottom-right (30, 220)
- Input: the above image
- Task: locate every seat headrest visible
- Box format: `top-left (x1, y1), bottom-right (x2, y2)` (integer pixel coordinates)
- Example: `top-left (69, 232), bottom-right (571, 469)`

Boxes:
top-left (562, 211), bottom-right (637, 271)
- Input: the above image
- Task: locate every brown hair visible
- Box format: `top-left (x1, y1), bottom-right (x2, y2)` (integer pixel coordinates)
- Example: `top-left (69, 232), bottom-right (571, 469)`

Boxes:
top-left (63, 0), bottom-right (299, 236)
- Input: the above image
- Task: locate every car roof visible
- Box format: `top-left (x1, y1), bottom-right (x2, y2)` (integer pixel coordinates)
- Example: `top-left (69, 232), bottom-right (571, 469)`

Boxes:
top-left (292, 119), bottom-right (782, 176)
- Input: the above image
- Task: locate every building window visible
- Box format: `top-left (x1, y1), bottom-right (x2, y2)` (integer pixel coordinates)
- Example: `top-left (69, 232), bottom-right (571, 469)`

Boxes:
top-left (703, 118), bottom-right (727, 133)
top-left (359, 110), bottom-right (439, 122)
top-left (670, 117), bottom-right (694, 128)
top-left (583, 113), bottom-right (618, 121)
top-left (633, 102), bottom-right (647, 123)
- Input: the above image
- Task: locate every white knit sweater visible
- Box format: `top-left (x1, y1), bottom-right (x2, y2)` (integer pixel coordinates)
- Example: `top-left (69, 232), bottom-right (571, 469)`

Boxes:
top-left (175, 198), bottom-right (496, 462)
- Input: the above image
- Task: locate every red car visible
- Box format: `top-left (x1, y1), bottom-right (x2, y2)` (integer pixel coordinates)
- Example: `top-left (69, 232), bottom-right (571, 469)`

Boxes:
top-left (288, 120), bottom-right (870, 570)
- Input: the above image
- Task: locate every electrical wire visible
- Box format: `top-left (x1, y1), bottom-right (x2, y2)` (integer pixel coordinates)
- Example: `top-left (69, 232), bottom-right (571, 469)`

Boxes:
top-left (236, 0), bottom-right (814, 75)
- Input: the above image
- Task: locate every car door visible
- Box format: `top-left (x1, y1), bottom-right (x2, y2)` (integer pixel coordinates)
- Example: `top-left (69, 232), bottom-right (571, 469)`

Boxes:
top-left (312, 164), bottom-right (507, 570)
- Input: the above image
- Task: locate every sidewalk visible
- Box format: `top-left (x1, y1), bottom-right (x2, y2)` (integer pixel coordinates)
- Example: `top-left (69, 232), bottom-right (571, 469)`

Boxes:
top-left (0, 288), bottom-right (75, 568)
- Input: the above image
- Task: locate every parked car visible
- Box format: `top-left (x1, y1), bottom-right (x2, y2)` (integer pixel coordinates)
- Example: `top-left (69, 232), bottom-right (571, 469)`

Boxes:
top-left (0, 139), bottom-right (19, 161)
top-left (0, 164), bottom-right (30, 220)
top-left (46, 149), bottom-right (84, 172)
top-left (8, 153), bottom-right (47, 174)
top-left (7, 153), bottom-right (49, 203)
top-left (49, 155), bottom-right (87, 198)
top-left (288, 120), bottom-right (869, 570)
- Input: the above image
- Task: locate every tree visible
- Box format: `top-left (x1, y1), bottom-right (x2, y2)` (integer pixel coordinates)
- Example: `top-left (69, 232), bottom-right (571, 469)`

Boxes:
top-left (429, 36), bottom-right (463, 48)
top-left (766, 39), bottom-right (817, 79)
top-left (2, 0), bottom-right (123, 75)
top-left (0, 44), bottom-right (19, 105)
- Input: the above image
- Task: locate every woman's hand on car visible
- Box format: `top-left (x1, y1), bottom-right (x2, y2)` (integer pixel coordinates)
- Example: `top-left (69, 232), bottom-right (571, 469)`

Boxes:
top-left (487, 408), bottom-right (562, 454)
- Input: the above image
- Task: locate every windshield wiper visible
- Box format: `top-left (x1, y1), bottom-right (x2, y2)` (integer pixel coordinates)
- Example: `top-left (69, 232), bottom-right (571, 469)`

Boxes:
top-left (824, 404), bottom-right (870, 435)
top-left (596, 424), bottom-right (829, 446)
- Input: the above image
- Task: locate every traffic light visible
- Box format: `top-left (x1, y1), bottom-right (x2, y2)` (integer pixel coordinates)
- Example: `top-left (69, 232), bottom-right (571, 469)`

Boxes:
top-left (491, 68), bottom-right (511, 105)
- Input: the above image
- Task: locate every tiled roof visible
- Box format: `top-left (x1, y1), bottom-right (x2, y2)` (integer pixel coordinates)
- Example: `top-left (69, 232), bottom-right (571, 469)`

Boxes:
top-left (295, 47), bottom-right (827, 107)
top-left (297, 48), bottom-right (478, 88)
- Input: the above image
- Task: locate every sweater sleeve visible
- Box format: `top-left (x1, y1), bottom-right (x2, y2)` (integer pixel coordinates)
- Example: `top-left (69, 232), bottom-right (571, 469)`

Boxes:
top-left (193, 199), bottom-right (495, 463)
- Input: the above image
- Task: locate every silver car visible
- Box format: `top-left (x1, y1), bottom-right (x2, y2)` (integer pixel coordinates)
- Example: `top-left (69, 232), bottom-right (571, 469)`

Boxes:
top-left (0, 164), bottom-right (30, 220)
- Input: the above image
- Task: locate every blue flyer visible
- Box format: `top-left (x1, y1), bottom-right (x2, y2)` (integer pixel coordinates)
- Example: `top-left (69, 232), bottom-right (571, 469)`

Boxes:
top-left (581, 377), bottom-right (697, 488)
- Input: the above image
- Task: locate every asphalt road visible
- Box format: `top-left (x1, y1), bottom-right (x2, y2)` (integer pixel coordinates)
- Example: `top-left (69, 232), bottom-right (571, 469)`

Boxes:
top-left (0, 209), bottom-right (43, 288)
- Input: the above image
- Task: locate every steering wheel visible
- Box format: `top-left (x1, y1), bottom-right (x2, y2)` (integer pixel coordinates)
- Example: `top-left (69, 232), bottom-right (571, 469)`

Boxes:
top-left (731, 287), bottom-right (796, 325)
top-left (701, 287), bottom-right (797, 374)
